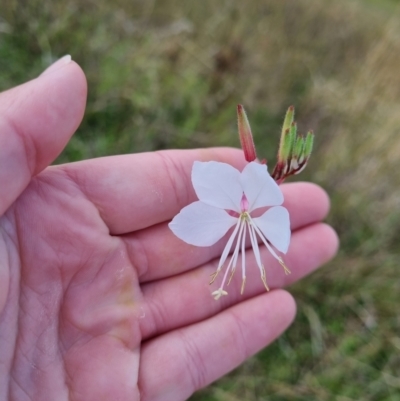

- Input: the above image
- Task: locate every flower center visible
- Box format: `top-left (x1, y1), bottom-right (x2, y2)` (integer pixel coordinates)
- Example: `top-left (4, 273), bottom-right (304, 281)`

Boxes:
top-left (240, 211), bottom-right (250, 222)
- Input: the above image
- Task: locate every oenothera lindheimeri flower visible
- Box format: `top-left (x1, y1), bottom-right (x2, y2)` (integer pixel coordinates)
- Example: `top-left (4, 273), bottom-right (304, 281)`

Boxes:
top-left (169, 161), bottom-right (291, 300)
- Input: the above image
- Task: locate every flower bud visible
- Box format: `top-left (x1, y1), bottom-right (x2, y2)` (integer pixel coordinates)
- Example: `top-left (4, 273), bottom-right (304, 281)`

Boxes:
top-left (272, 106), bottom-right (314, 181)
top-left (237, 104), bottom-right (257, 162)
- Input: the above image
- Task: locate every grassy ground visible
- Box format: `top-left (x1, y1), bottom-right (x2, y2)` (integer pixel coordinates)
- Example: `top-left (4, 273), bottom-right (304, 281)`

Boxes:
top-left (1, 0), bottom-right (400, 399)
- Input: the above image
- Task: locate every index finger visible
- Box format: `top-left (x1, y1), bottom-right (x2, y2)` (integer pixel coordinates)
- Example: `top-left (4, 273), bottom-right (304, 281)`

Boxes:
top-left (57, 148), bottom-right (247, 235)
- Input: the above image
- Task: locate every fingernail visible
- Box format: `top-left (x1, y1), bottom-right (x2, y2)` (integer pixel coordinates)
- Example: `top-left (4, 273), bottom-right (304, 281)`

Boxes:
top-left (41, 55), bottom-right (72, 76)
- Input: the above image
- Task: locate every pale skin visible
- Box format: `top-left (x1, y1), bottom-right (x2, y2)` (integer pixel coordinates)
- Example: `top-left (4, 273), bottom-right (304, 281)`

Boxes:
top-left (0, 59), bottom-right (339, 401)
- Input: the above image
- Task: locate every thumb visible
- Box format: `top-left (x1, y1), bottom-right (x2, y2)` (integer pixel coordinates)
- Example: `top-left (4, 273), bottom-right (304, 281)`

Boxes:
top-left (0, 56), bottom-right (87, 215)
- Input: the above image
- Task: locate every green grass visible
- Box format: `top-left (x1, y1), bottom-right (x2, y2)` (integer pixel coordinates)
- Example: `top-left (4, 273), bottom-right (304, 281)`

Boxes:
top-left (2, 0), bottom-right (400, 399)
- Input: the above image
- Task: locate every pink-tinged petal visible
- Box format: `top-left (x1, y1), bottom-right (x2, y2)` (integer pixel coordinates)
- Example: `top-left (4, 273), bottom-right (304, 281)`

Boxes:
top-left (192, 161), bottom-right (243, 212)
top-left (252, 206), bottom-right (290, 253)
top-left (240, 162), bottom-right (284, 210)
top-left (168, 201), bottom-right (237, 247)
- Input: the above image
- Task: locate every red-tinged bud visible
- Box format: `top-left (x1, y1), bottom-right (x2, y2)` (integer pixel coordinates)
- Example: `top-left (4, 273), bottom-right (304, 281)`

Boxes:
top-left (271, 161), bottom-right (285, 181)
top-left (237, 104), bottom-right (257, 162)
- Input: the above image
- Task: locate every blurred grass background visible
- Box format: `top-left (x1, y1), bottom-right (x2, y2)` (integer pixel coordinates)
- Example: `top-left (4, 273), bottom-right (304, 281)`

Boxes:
top-left (1, 0), bottom-right (400, 399)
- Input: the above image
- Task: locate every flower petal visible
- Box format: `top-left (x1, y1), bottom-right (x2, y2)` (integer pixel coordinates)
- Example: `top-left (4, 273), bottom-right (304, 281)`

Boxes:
top-left (168, 201), bottom-right (237, 246)
top-left (240, 162), bottom-right (284, 210)
top-left (192, 161), bottom-right (243, 212)
top-left (252, 206), bottom-right (291, 253)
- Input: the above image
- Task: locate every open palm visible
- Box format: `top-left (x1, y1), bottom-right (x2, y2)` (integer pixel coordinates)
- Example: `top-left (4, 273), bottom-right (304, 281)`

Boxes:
top-left (0, 60), bottom-right (338, 401)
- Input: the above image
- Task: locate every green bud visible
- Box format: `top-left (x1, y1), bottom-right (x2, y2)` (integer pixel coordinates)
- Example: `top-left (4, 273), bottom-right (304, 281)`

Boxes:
top-left (304, 130), bottom-right (314, 159)
top-left (282, 105), bottom-right (295, 137)
top-left (278, 128), bottom-right (291, 162)
top-left (293, 135), bottom-right (305, 160)
top-left (271, 106), bottom-right (314, 183)
top-left (288, 122), bottom-right (297, 159)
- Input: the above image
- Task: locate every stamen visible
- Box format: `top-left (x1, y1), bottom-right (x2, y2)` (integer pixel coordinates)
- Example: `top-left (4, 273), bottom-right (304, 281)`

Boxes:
top-left (278, 257), bottom-right (291, 275)
top-left (241, 223), bottom-right (247, 281)
top-left (210, 209), bottom-right (289, 299)
top-left (216, 220), bottom-right (245, 291)
top-left (217, 218), bottom-right (242, 271)
top-left (209, 271), bottom-right (219, 285)
top-left (261, 266), bottom-right (270, 291)
top-left (233, 219), bottom-right (246, 269)
top-left (227, 266), bottom-right (236, 286)
top-left (248, 222), bottom-right (264, 274)
top-left (240, 277), bottom-right (246, 294)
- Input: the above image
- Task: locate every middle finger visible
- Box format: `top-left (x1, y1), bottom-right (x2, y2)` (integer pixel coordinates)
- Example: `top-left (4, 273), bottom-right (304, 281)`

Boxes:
top-left (138, 222), bottom-right (338, 341)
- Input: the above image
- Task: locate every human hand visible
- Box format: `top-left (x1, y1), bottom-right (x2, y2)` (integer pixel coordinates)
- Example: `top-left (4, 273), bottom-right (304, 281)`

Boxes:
top-left (0, 59), bottom-right (338, 401)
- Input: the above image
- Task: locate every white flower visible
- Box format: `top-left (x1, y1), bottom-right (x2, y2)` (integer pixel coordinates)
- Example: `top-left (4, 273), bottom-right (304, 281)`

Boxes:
top-left (169, 161), bottom-right (291, 300)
